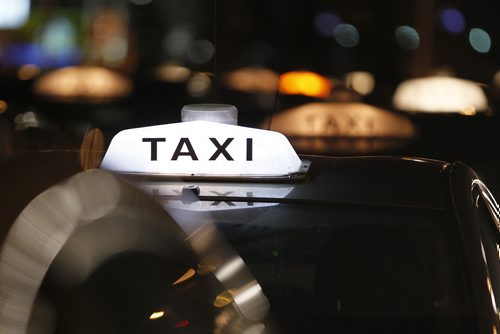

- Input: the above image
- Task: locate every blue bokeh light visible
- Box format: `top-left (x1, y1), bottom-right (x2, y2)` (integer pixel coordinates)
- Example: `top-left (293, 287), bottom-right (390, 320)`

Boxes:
top-left (469, 28), bottom-right (491, 53)
top-left (439, 8), bottom-right (466, 33)
top-left (314, 11), bottom-right (342, 37)
top-left (333, 24), bottom-right (359, 48)
top-left (395, 26), bottom-right (420, 50)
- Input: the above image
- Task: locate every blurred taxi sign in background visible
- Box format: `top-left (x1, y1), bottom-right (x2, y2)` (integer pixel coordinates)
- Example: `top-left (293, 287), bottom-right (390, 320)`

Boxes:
top-left (262, 102), bottom-right (416, 155)
top-left (33, 65), bottom-right (133, 103)
top-left (393, 76), bottom-right (490, 115)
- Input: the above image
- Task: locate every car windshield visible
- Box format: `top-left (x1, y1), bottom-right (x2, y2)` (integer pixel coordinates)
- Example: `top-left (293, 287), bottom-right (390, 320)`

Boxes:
top-left (34, 202), bottom-right (466, 334)
top-left (204, 204), bottom-right (471, 333)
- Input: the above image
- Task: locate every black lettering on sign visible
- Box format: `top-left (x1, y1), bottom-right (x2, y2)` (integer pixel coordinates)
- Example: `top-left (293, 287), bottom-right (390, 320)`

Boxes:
top-left (172, 138), bottom-right (198, 160)
top-left (209, 138), bottom-right (234, 161)
top-left (246, 138), bottom-right (253, 161)
top-left (142, 138), bottom-right (166, 161)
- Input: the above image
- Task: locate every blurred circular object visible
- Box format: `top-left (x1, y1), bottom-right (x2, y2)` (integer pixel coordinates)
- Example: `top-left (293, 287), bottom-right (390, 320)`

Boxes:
top-left (0, 100), bottom-right (7, 114)
top-left (395, 26), bottom-right (420, 50)
top-left (314, 11), bottom-right (342, 37)
top-left (33, 66), bottom-right (133, 103)
top-left (439, 8), bottom-right (466, 33)
top-left (393, 76), bottom-right (489, 114)
top-left (187, 39), bottom-right (215, 64)
top-left (344, 71), bottom-right (375, 96)
top-left (333, 24), bottom-right (359, 48)
top-left (187, 72), bottom-right (212, 97)
top-left (469, 28), bottom-right (491, 54)
top-left (17, 64), bottom-right (41, 81)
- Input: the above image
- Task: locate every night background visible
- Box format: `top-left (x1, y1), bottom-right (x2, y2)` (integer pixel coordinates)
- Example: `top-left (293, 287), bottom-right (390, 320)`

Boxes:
top-left (1, 0), bottom-right (500, 192)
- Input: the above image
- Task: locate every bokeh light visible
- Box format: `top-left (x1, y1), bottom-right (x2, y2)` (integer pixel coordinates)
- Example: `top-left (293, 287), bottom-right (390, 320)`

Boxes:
top-left (0, 100), bottom-right (7, 114)
top-left (88, 9), bottom-right (129, 67)
top-left (469, 28), bottom-right (491, 53)
top-left (492, 71), bottom-right (500, 88)
top-left (163, 28), bottom-right (193, 58)
top-left (17, 64), bottom-right (40, 80)
top-left (395, 26), bottom-right (420, 50)
top-left (0, 0), bottom-right (30, 29)
top-left (344, 71), bottom-right (375, 95)
top-left (314, 11), bottom-right (342, 37)
top-left (393, 76), bottom-right (488, 114)
top-left (333, 24), bottom-right (359, 48)
top-left (149, 311), bottom-right (164, 320)
top-left (155, 64), bottom-right (191, 83)
top-left (187, 39), bottom-right (215, 64)
top-left (102, 36), bottom-right (128, 63)
top-left (41, 16), bottom-right (77, 57)
top-left (33, 66), bottom-right (133, 103)
top-left (279, 71), bottom-right (332, 98)
top-left (223, 67), bottom-right (278, 93)
top-left (187, 72), bottom-right (212, 97)
top-left (439, 8), bottom-right (466, 33)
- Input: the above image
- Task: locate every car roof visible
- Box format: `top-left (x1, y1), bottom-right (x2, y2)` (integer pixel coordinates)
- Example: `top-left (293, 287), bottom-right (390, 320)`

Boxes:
top-left (288, 155), bottom-right (450, 210)
top-left (128, 155), bottom-right (451, 212)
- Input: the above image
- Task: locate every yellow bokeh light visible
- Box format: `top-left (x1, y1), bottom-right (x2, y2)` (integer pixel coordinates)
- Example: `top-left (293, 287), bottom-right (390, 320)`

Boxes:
top-left (0, 100), bottom-right (7, 114)
top-left (149, 311), bottom-right (165, 320)
top-left (18, 64), bottom-right (41, 81)
top-left (279, 71), bottom-right (332, 98)
top-left (223, 67), bottom-right (279, 93)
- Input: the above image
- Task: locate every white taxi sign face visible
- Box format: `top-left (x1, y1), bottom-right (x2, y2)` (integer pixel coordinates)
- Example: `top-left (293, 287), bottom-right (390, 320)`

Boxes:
top-left (100, 121), bottom-right (303, 177)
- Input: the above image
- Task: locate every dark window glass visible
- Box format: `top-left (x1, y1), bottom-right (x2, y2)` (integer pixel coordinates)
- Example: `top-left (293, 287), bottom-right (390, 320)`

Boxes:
top-left (207, 203), bottom-right (473, 333)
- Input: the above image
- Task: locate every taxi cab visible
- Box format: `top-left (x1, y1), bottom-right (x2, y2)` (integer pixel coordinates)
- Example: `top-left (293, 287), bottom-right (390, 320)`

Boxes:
top-left (0, 104), bottom-right (499, 334)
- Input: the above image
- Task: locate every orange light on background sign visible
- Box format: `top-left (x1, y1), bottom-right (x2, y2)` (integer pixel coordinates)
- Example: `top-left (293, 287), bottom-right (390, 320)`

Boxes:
top-left (279, 71), bottom-right (332, 98)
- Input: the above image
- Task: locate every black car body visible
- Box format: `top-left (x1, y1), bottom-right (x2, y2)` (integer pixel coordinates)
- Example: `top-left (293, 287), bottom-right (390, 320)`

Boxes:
top-left (0, 116), bottom-right (498, 334)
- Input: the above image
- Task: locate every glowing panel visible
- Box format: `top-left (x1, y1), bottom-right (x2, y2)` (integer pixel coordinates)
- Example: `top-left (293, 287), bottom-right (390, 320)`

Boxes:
top-left (101, 121), bottom-right (302, 177)
top-left (0, 0), bottom-right (30, 29)
top-left (393, 76), bottom-right (488, 113)
top-left (263, 102), bottom-right (416, 138)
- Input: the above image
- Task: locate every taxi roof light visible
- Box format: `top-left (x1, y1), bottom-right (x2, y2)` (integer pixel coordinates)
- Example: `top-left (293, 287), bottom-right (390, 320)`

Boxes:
top-left (101, 105), bottom-right (308, 179)
top-left (181, 104), bottom-right (238, 125)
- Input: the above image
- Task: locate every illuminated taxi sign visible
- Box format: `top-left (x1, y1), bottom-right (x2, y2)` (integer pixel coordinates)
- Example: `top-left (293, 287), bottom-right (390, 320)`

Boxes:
top-left (100, 121), bottom-right (303, 177)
